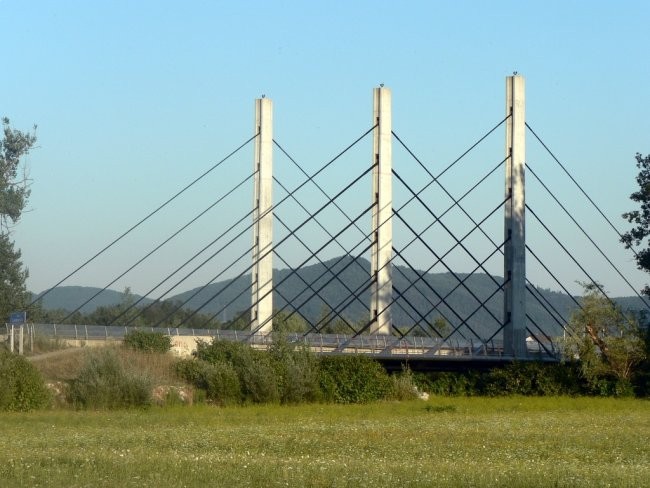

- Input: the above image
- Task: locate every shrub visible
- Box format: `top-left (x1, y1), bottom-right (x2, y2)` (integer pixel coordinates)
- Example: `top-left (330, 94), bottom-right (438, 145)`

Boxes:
top-left (194, 339), bottom-right (249, 364)
top-left (270, 336), bottom-right (322, 404)
top-left (319, 355), bottom-right (392, 404)
top-left (0, 350), bottom-right (50, 411)
top-left (237, 352), bottom-right (280, 404)
top-left (484, 362), bottom-right (584, 396)
top-left (632, 365), bottom-right (650, 397)
top-left (123, 330), bottom-right (171, 353)
top-left (174, 358), bottom-right (241, 406)
top-left (388, 368), bottom-right (419, 401)
top-left (415, 371), bottom-right (482, 396)
top-left (203, 361), bottom-right (241, 405)
top-left (195, 339), bottom-right (280, 404)
top-left (632, 328), bottom-right (650, 397)
top-left (68, 348), bottom-right (152, 409)
top-left (414, 363), bottom-right (585, 397)
top-left (175, 357), bottom-right (210, 385)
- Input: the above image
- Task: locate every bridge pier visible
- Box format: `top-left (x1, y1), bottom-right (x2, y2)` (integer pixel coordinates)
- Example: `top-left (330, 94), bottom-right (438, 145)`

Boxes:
top-left (503, 75), bottom-right (527, 357)
top-left (370, 87), bottom-right (393, 335)
top-left (251, 97), bottom-right (274, 334)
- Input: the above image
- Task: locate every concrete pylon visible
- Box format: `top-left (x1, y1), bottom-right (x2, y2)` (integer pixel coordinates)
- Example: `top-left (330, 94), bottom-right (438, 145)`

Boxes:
top-left (503, 75), bottom-right (527, 357)
top-left (370, 87), bottom-right (393, 335)
top-left (251, 98), bottom-right (273, 334)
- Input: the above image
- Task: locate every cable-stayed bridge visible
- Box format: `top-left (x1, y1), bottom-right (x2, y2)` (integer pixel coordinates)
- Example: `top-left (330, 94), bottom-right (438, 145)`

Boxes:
top-left (29, 75), bottom-right (650, 363)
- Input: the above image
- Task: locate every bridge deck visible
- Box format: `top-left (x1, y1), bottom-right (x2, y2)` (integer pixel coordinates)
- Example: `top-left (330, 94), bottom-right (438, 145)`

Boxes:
top-left (10, 324), bottom-right (560, 364)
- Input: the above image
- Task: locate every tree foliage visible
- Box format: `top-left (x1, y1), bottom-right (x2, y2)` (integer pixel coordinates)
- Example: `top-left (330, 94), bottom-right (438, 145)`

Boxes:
top-left (563, 283), bottom-right (646, 395)
top-left (621, 153), bottom-right (650, 295)
top-left (0, 348), bottom-right (50, 411)
top-left (1, 117), bottom-right (37, 232)
top-left (123, 329), bottom-right (172, 353)
top-left (0, 118), bottom-right (37, 319)
top-left (0, 234), bottom-right (29, 319)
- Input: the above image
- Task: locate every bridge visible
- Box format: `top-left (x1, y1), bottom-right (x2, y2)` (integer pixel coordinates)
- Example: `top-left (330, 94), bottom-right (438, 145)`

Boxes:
top-left (26, 75), bottom-right (649, 364)
top-left (8, 323), bottom-right (554, 372)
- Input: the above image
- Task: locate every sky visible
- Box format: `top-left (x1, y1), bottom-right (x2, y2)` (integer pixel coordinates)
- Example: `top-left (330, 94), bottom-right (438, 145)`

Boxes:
top-left (2, 0), bottom-right (650, 300)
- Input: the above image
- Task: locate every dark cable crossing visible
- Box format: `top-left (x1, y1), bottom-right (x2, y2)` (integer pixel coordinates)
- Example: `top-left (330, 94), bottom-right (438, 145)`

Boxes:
top-left (114, 126), bottom-right (378, 328)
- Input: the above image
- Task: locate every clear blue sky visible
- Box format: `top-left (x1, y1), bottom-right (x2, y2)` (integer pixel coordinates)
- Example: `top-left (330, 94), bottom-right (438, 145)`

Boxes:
top-left (2, 0), bottom-right (649, 298)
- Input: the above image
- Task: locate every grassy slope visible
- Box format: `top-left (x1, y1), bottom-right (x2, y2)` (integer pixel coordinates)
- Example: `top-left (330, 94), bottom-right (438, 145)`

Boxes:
top-left (30, 345), bottom-right (182, 385)
top-left (0, 397), bottom-right (648, 487)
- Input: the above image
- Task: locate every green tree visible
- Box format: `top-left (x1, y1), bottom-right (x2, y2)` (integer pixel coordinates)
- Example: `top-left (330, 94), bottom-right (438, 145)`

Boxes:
top-left (563, 283), bottom-right (646, 395)
top-left (0, 118), bottom-right (37, 319)
top-left (621, 153), bottom-right (650, 295)
top-left (432, 316), bottom-right (451, 338)
top-left (318, 304), bottom-right (356, 334)
top-left (273, 309), bottom-right (308, 333)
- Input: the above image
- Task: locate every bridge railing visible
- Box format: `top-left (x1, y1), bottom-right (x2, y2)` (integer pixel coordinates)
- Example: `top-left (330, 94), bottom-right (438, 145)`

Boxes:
top-left (13, 323), bottom-right (559, 360)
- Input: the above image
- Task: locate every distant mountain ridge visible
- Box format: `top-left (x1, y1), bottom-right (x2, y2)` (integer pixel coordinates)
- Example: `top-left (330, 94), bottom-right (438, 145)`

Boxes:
top-left (33, 256), bottom-right (649, 338)
top-left (33, 286), bottom-right (152, 315)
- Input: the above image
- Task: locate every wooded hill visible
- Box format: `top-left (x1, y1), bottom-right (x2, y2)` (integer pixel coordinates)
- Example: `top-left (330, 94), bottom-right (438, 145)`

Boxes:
top-left (34, 256), bottom-right (648, 338)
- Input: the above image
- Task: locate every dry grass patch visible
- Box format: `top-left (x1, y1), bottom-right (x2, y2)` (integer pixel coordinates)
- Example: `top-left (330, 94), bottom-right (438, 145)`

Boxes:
top-left (30, 348), bottom-right (87, 381)
top-left (30, 345), bottom-right (181, 386)
top-left (30, 345), bottom-right (191, 408)
top-left (115, 347), bottom-right (182, 386)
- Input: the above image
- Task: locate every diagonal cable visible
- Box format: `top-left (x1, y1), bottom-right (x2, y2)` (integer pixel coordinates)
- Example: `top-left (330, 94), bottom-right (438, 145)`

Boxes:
top-left (526, 123), bottom-right (633, 249)
top-left (111, 208), bottom-right (254, 326)
top-left (527, 162), bottom-right (650, 310)
top-left (146, 128), bottom-right (377, 327)
top-left (272, 176), bottom-right (371, 310)
top-left (525, 284), bottom-right (570, 334)
top-left (393, 171), bottom-right (507, 307)
top-left (396, 240), bottom-right (507, 341)
top-left (221, 201), bottom-right (377, 335)
top-left (186, 169), bottom-right (376, 330)
top-left (274, 140), bottom-right (371, 243)
top-left (59, 170), bottom-right (255, 323)
top-left (391, 265), bottom-right (464, 339)
top-left (526, 244), bottom-right (582, 310)
top-left (31, 133), bottom-right (258, 307)
top-left (376, 197), bottom-right (507, 340)
top-left (272, 212), bottom-right (365, 329)
top-left (392, 206), bottom-right (505, 335)
top-left (395, 134), bottom-right (579, 337)
top-left (272, 245), bottom-right (358, 333)
top-left (430, 115), bottom-right (510, 180)
top-left (392, 245), bottom-right (496, 345)
top-left (527, 204), bottom-right (613, 305)
top-left (269, 189), bottom-right (505, 339)
top-left (393, 130), bottom-right (505, 255)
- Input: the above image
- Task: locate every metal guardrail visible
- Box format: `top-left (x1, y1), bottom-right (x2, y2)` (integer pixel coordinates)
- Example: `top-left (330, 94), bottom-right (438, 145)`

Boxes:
top-left (6, 323), bottom-right (559, 360)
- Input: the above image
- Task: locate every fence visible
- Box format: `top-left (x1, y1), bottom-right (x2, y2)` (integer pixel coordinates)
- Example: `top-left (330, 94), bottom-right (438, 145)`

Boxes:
top-left (3, 323), bottom-right (558, 360)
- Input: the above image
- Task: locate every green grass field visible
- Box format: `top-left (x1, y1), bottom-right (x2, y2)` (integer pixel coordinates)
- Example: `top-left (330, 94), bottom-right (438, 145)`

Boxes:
top-left (1, 397), bottom-right (648, 487)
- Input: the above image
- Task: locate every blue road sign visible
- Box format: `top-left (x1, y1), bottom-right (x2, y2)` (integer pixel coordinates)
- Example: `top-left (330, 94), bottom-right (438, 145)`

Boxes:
top-left (8, 311), bottom-right (27, 324)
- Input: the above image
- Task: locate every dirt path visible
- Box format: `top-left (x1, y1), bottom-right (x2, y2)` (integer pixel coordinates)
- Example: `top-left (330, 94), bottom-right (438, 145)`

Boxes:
top-left (26, 347), bottom-right (85, 362)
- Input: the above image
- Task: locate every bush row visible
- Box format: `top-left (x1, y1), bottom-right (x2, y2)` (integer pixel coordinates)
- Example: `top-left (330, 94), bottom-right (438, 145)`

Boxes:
top-left (413, 361), bottom-right (644, 397)
top-left (174, 337), bottom-right (417, 405)
top-left (3, 331), bottom-right (648, 412)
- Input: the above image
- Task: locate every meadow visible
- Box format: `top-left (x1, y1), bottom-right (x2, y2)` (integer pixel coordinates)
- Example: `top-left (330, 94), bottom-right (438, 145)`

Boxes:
top-left (0, 397), bottom-right (648, 487)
